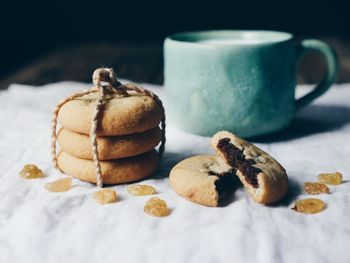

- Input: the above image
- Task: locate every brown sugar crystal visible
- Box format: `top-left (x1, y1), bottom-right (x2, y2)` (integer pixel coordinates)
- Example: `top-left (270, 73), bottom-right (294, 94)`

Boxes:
top-left (45, 177), bottom-right (72, 192)
top-left (318, 172), bottom-right (343, 185)
top-left (127, 184), bottom-right (156, 196)
top-left (93, 189), bottom-right (118, 204)
top-left (292, 198), bottom-right (326, 214)
top-left (20, 164), bottom-right (44, 179)
top-left (144, 197), bottom-right (169, 217)
top-left (304, 182), bottom-right (330, 194)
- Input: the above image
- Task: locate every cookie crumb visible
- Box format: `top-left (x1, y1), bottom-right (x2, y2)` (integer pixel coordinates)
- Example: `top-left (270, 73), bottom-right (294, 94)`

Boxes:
top-left (127, 184), bottom-right (156, 196)
top-left (19, 164), bottom-right (44, 179)
top-left (45, 177), bottom-right (72, 192)
top-left (292, 198), bottom-right (326, 214)
top-left (318, 172), bottom-right (343, 185)
top-left (93, 189), bottom-right (117, 204)
top-left (144, 197), bottom-right (169, 217)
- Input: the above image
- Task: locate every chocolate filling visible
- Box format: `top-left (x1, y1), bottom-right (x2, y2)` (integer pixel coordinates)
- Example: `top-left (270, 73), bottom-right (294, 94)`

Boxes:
top-left (217, 138), bottom-right (261, 188)
top-left (209, 171), bottom-right (235, 203)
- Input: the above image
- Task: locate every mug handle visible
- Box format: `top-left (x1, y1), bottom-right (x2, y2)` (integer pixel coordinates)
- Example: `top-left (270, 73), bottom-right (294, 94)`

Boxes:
top-left (295, 39), bottom-right (339, 110)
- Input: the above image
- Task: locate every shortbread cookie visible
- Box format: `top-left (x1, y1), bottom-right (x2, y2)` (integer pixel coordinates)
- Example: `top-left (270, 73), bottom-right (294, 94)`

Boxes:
top-left (169, 155), bottom-right (234, 207)
top-left (211, 131), bottom-right (288, 204)
top-left (57, 127), bottom-right (161, 160)
top-left (57, 150), bottom-right (159, 184)
top-left (57, 91), bottom-right (162, 136)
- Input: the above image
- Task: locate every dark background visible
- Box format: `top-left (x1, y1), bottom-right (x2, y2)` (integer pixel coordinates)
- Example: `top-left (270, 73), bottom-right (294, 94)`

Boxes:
top-left (0, 0), bottom-right (349, 87)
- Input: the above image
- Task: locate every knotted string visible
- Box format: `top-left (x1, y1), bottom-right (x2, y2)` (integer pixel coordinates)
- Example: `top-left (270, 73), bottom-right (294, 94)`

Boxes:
top-left (51, 68), bottom-right (166, 188)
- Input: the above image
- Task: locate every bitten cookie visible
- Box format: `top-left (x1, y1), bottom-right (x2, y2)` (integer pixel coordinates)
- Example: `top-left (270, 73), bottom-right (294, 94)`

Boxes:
top-left (57, 150), bottom-right (159, 184)
top-left (57, 127), bottom-right (161, 160)
top-left (169, 155), bottom-right (234, 207)
top-left (57, 91), bottom-right (162, 136)
top-left (211, 131), bottom-right (288, 204)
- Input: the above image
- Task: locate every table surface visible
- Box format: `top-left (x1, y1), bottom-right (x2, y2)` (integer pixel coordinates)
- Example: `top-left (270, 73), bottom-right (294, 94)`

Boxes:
top-left (1, 37), bottom-right (350, 89)
top-left (0, 81), bottom-right (349, 263)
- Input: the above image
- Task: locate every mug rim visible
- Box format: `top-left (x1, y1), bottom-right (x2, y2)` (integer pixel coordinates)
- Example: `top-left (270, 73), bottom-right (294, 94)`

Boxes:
top-left (165, 30), bottom-right (293, 46)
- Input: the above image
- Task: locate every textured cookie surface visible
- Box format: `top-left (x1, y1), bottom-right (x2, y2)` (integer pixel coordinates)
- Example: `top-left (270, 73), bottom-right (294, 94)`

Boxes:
top-left (57, 150), bottom-right (159, 184)
top-left (169, 155), bottom-right (233, 207)
top-left (212, 131), bottom-right (288, 204)
top-left (57, 127), bottom-right (161, 160)
top-left (58, 91), bottom-right (162, 136)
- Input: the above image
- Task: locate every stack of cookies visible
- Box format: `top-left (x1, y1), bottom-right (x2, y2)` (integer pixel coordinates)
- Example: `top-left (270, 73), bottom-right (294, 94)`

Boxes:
top-left (56, 91), bottom-right (163, 185)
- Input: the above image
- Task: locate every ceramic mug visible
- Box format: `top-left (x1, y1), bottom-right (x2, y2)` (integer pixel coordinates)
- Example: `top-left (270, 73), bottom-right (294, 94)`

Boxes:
top-left (164, 30), bottom-right (338, 137)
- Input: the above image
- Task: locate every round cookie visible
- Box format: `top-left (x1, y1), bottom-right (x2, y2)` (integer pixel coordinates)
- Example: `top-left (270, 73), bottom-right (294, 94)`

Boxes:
top-left (169, 155), bottom-right (234, 207)
top-left (57, 127), bottom-right (161, 160)
top-left (211, 131), bottom-right (288, 204)
top-left (57, 150), bottom-right (159, 184)
top-left (57, 91), bottom-right (162, 136)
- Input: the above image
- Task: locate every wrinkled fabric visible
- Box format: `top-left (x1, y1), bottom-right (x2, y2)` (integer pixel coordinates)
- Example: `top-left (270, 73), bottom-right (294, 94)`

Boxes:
top-left (0, 81), bottom-right (349, 263)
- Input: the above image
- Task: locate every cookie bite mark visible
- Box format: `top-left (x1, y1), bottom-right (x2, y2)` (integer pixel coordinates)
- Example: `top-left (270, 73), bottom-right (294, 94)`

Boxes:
top-left (216, 138), bottom-right (261, 188)
top-left (212, 131), bottom-right (289, 205)
top-left (208, 170), bottom-right (235, 204)
top-left (169, 155), bottom-right (234, 207)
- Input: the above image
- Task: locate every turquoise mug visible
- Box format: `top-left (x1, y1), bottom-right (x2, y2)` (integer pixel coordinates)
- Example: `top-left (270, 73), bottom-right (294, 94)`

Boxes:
top-left (164, 30), bottom-right (338, 137)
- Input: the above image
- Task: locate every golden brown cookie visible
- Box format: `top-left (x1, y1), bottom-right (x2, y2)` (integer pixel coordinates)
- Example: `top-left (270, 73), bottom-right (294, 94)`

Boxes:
top-left (211, 131), bottom-right (288, 204)
top-left (169, 155), bottom-right (234, 207)
top-left (57, 91), bottom-right (162, 136)
top-left (57, 127), bottom-right (161, 160)
top-left (57, 150), bottom-right (159, 184)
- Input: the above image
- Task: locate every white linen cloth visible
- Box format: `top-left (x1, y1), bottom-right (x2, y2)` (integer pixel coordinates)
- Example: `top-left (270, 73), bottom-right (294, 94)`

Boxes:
top-left (0, 81), bottom-right (349, 263)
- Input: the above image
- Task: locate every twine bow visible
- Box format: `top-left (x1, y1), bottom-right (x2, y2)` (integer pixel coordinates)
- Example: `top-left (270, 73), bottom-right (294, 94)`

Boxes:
top-left (51, 68), bottom-right (166, 188)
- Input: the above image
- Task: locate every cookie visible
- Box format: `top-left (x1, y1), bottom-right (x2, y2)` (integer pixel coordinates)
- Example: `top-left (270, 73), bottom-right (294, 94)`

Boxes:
top-left (169, 155), bottom-right (234, 207)
top-left (57, 127), bottom-right (161, 160)
top-left (57, 150), bottom-right (159, 184)
top-left (57, 91), bottom-right (162, 136)
top-left (211, 131), bottom-right (288, 204)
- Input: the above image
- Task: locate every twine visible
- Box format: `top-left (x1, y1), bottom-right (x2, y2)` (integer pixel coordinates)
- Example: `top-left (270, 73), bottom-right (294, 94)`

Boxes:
top-left (51, 68), bottom-right (166, 187)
